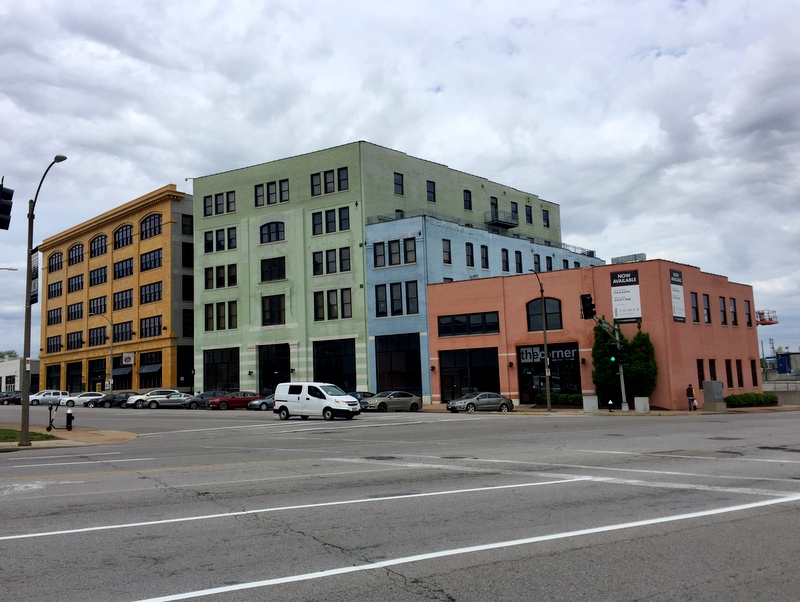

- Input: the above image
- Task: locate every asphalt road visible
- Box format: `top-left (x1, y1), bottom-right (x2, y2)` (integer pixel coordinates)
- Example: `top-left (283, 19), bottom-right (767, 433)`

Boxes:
top-left (1, 406), bottom-right (799, 601)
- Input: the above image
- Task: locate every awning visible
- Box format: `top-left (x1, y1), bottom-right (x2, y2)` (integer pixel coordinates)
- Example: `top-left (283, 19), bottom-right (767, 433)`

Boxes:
top-left (137, 364), bottom-right (162, 374)
top-left (111, 366), bottom-right (132, 376)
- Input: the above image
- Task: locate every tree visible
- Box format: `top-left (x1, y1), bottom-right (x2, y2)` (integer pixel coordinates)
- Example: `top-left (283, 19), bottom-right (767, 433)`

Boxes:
top-left (591, 320), bottom-right (658, 404)
top-left (0, 350), bottom-right (19, 359)
top-left (625, 325), bottom-right (658, 398)
top-left (590, 320), bottom-right (628, 405)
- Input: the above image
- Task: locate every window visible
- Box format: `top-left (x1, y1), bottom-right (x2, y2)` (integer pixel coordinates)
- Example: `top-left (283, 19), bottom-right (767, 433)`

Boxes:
top-left (47, 308), bottom-right (62, 326)
top-left (443, 239), bottom-right (451, 264)
top-left (67, 331), bottom-right (84, 350)
top-left (114, 225), bottom-right (133, 249)
top-left (182, 242), bottom-right (193, 268)
top-left (341, 288), bottom-right (352, 319)
top-left (376, 284), bottom-right (387, 317)
top-left (204, 304), bottom-right (214, 331)
top-left (690, 292), bottom-right (699, 323)
top-left (338, 167), bottom-right (349, 191)
top-left (215, 193), bottom-right (224, 214)
top-left (68, 244), bottom-right (84, 266)
top-left (326, 249), bottom-right (337, 274)
top-left (438, 312), bottom-right (500, 336)
top-left (466, 243), bottom-right (474, 267)
top-left (327, 290), bottom-right (338, 319)
top-left (394, 173), bottom-right (404, 195)
top-left (719, 296), bottom-right (728, 325)
top-left (88, 326), bottom-right (106, 347)
top-left (525, 206), bottom-right (532, 224)
top-left (426, 180), bottom-right (436, 202)
top-left (227, 227), bottom-right (237, 250)
top-left (227, 301), bottom-right (237, 329)
top-left (182, 214), bottom-right (193, 235)
top-left (312, 251), bottom-right (323, 276)
top-left (68, 274), bottom-right (84, 293)
top-left (204, 267), bottom-right (214, 289)
top-left (339, 207), bottom-right (350, 230)
top-left (140, 281), bottom-right (162, 304)
top-left (390, 283), bottom-right (403, 315)
top-left (203, 196), bottom-right (213, 217)
top-left (312, 212), bottom-right (323, 235)
top-left (324, 170), bottom-right (335, 194)
top-left (325, 209), bottom-right (336, 233)
top-left (515, 251), bottom-right (522, 274)
top-left (563, 259), bottom-right (569, 270)
top-left (260, 222), bottom-right (285, 243)
top-left (730, 298), bottom-right (738, 326)
top-left (744, 300), bottom-right (752, 327)
top-left (47, 335), bottom-right (62, 353)
top-left (313, 292), bottom-right (325, 321)
top-left (403, 238), bottom-right (416, 263)
top-left (183, 309), bottom-right (194, 337)
top-left (267, 181), bottom-right (277, 204)
top-left (140, 249), bottom-right (163, 272)
top-left (48, 252), bottom-right (63, 273)
top-left (261, 257), bottom-right (285, 282)
top-left (545, 256), bottom-right (553, 271)
top-left (113, 289), bottom-right (133, 310)
top-left (542, 209), bottom-right (550, 228)
top-left (374, 243), bottom-right (386, 267)
top-left (527, 297), bottom-right (563, 331)
top-left (510, 202), bottom-right (518, 220)
top-left (262, 295), bottom-right (285, 325)
top-left (67, 302), bottom-right (83, 321)
top-left (216, 302), bottom-right (226, 330)
top-left (501, 249), bottom-right (509, 272)
top-left (311, 173), bottom-right (322, 196)
top-left (90, 235), bottom-right (107, 258)
top-left (216, 229), bottom-right (225, 252)
top-left (736, 359), bottom-right (744, 388)
top-left (463, 190), bottom-right (472, 210)
top-left (226, 191), bottom-right (236, 212)
top-left (750, 359), bottom-right (758, 386)
top-left (696, 359), bottom-right (705, 385)
top-left (215, 265), bottom-right (225, 288)
top-left (182, 274), bottom-right (193, 301)
top-left (339, 247), bottom-right (351, 272)
top-left (533, 254), bottom-right (540, 273)
top-left (140, 315), bottom-right (162, 338)
top-left (574, 261), bottom-right (580, 269)
top-left (703, 294), bottom-right (711, 323)
top-left (709, 358), bottom-right (717, 381)
top-left (141, 214), bottom-right (162, 240)
top-left (279, 179), bottom-right (289, 202)
top-left (113, 258), bottom-right (133, 280)
top-left (406, 281), bottom-right (418, 315)
top-left (480, 245), bottom-right (489, 269)
top-left (255, 183), bottom-right (265, 207)
top-left (388, 240), bottom-right (401, 265)
top-left (89, 266), bottom-right (107, 286)
top-left (725, 359), bottom-right (734, 388)
top-left (204, 231), bottom-right (214, 253)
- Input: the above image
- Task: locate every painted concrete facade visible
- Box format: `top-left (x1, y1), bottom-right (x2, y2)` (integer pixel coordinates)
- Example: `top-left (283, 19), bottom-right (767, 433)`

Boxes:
top-left (38, 185), bottom-right (195, 393)
top-left (1, 357), bottom-right (39, 393)
top-left (426, 259), bottom-right (761, 410)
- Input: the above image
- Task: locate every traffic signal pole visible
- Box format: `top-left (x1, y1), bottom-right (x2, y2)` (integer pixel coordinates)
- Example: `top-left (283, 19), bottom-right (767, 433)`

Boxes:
top-left (594, 316), bottom-right (628, 412)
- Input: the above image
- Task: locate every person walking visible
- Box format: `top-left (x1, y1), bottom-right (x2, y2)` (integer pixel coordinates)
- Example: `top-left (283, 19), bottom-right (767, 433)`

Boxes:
top-left (686, 384), bottom-right (696, 411)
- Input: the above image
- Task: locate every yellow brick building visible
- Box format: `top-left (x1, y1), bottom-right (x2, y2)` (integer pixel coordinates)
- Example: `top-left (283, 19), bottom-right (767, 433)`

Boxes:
top-left (37, 185), bottom-right (195, 393)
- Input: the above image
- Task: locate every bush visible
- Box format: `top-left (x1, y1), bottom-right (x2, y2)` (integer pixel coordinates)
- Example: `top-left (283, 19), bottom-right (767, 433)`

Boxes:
top-left (724, 393), bottom-right (779, 407)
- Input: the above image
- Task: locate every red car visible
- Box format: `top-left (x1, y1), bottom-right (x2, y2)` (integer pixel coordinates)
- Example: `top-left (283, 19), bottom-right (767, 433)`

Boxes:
top-left (0, 391), bottom-right (23, 405)
top-left (206, 391), bottom-right (266, 410)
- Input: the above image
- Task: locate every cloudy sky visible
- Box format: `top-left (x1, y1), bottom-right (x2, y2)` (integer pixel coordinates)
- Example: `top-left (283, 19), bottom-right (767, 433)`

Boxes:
top-left (1, 0), bottom-right (798, 359)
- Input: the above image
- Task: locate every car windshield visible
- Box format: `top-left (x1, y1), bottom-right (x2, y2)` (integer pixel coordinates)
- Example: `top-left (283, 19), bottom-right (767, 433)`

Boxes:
top-left (320, 385), bottom-right (346, 396)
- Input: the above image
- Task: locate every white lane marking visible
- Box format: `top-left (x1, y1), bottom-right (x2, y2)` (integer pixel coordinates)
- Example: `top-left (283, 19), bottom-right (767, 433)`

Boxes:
top-left (3, 452), bottom-right (122, 461)
top-left (573, 448), bottom-right (800, 464)
top-left (0, 477), bottom-right (586, 541)
top-left (134, 492), bottom-right (800, 602)
top-left (12, 458), bottom-right (155, 468)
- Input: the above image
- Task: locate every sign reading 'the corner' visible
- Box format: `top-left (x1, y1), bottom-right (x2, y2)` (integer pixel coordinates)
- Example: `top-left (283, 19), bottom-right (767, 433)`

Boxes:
top-left (610, 270), bottom-right (641, 323)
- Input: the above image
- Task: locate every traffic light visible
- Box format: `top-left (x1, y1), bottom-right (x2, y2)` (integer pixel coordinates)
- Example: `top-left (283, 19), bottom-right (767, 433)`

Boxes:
top-left (609, 344), bottom-right (624, 364)
top-left (580, 293), bottom-right (596, 319)
top-left (0, 181), bottom-right (13, 231)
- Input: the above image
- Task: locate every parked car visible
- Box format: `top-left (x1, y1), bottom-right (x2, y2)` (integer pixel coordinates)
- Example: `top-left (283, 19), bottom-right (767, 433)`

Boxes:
top-left (0, 390), bottom-right (23, 405)
top-left (207, 391), bottom-right (265, 410)
top-left (181, 390), bottom-right (229, 409)
top-left (447, 392), bottom-right (514, 413)
top-left (347, 391), bottom-right (376, 411)
top-left (61, 392), bottom-right (105, 407)
top-left (29, 390), bottom-right (69, 406)
top-left (152, 392), bottom-right (194, 409)
top-left (89, 391), bottom-right (137, 408)
top-left (365, 391), bottom-right (422, 412)
top-left (126, 389), bottom-right (180, 409)
top-left (246, 394), bottom-right (275, 411)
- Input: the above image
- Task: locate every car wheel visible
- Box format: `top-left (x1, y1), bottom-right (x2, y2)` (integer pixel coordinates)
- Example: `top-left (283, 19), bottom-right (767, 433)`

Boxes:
top-left (259, 402), bottom-right (268, 411)
top-left (409, 403), bottom-right (419, 412)
top-left (377, 402), bottom-right (387, 412)
top-left (218, 401), bottom-right (228, 410)
top-left (1, 400), bottom-right (7, 405)
top-left (87, 401), bottom-right (96, 408)
top-left (103, 401), bottom-right (112, 408)
top-left (67, 400), bottom-right (75, 407)
top-left (278, 407), bottom-right (290, 420)
top-left (148, 400), bottom-right (159, 409)
top-left (323, 408), bottom-right (335, 421)
top-left (499, 403), bottom-right (509, 413)
top-left (135, 400), bottom-right (145, 409)
top-left (31, 399), bottom-right (39, 406)
top-left (188, 401), bottom-right (198, 409)
top-left (466, 403), bottom-right (476, 413)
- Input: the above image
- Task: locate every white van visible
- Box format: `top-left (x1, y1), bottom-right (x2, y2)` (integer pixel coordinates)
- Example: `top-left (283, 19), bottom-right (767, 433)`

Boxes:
top-left (273, 382), bottom-right (360, 420)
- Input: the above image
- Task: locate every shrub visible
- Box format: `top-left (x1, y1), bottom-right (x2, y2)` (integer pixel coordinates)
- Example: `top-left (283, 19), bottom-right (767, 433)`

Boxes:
top-left (724, 393), bottom-right (779, 407)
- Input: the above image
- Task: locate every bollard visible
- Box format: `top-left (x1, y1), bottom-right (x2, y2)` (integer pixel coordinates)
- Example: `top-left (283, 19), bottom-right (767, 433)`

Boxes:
top-left (66, 408), bottom-right (74, 431)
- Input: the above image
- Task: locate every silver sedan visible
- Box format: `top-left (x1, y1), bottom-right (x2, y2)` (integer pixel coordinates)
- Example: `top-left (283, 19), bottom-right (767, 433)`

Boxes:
top-left (447, 392), bottom-right (514, 413)
top-left (366, 391), bottom-right (421, 412)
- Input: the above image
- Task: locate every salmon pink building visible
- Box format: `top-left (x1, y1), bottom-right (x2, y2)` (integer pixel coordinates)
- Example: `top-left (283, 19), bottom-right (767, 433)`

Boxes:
top-left (427, 259), bottom-right (762, 410)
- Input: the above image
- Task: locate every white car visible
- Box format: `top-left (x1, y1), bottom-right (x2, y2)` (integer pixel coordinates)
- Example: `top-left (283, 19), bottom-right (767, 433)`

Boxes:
top-left (125, 389), bottom-right (179, 409)
top-left (60, 392), bottom-right (105, 407)
top-left (29, 390), bottom-right (70, 406)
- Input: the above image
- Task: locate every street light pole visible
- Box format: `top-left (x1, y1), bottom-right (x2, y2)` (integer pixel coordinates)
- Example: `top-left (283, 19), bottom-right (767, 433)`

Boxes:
top-left (20, 155), bottom-right (67, 447)
top-left (90, 311), bottom-right (114, 391)
top-left (531, 270), bottom-right (551, 412)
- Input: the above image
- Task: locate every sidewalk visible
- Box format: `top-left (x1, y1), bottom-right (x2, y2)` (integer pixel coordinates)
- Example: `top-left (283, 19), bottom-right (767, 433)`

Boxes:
top-left (0, 423), bottom-right (137, 453)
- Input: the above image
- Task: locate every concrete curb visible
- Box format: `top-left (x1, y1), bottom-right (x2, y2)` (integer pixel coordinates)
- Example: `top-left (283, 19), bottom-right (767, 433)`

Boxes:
top-left (0, 423), bottom-right (137, 452)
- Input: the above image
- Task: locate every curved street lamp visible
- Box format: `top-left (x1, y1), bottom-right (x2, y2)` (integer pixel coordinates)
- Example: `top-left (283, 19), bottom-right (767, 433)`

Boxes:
top-left (531, 270), bottom-right (551, 412)
top-left (20, 154), bottom-right (67, 447)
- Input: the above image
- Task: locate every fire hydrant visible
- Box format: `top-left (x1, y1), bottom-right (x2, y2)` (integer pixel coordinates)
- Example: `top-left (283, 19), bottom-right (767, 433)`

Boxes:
top-left (608, 400), bottom-right (613, 413)
top-left (66, 408), bottom-right (74, 431)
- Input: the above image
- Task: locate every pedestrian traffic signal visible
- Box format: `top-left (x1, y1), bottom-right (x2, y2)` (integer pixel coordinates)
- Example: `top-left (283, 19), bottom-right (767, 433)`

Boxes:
top-left (580, 294), bottom-right (596, 319)
top-left (0, 182), bottom-right (13, 231)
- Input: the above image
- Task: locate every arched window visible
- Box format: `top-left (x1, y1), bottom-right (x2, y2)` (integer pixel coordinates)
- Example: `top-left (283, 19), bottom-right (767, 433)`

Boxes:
top-left (114, 224), bottom-right (133, 249)
top-left (140, 213), bottom-right (162, 240)
top-left (67, 243), bottom-right (84, 266)
top-left (527, 297), bottom-right (562, 332)
top-left (260, 222), bottom-right (285, 243)
top-left (89, 234), bottom-right (108, 258)
top-left (48, 252), bottom-right (63, 273)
